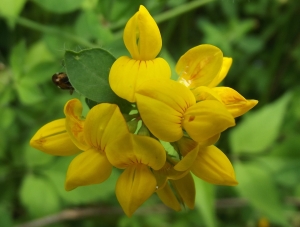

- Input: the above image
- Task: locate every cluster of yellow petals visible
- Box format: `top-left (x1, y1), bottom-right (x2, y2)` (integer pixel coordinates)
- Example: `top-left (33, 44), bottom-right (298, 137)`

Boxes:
top-left (31, 99), bottom-right (166, 217)
top-left (107, 4), bottom-right (258, 212)
top-left (30, 5), bottom-right (258, 217)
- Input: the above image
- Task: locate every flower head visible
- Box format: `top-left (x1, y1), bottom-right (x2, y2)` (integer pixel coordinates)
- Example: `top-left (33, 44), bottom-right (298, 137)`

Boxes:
top-left (109, 5), bottom-right (171, 103)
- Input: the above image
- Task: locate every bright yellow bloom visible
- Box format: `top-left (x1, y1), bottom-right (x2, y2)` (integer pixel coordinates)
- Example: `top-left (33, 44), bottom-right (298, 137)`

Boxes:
top-left (153, 157), bottom-right (196, 211)
top-left (192, 86), bottom-right (258, 118)
top-left (156, 172), bottom-right (195, 211)
top-left (176, 44), bottom-right (258, 117)
top-left (109, 5), bottom-right (171, 103)
top-left (106, 133), bottom-right (166, 217)
top-left (176, 44), bottom-right (227, 89)
top-left (31, 99), bottom-right (130, 191)
top-left (136, 79), bottom-right (235, 142)
top-left (177, 137), bottom-right (237, 186)
top-left (30, 118), bottom-right (80, 156)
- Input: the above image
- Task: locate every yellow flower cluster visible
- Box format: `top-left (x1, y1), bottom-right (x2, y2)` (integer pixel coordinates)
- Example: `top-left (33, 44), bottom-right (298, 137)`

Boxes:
top-left (30, 5), bottom-right (258, 217)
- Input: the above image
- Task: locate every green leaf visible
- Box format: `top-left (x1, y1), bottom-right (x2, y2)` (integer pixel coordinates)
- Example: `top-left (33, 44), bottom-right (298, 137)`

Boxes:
top-left (0, 107), bottom-right (15, 130)
top-left (100, 0), bottom-right (140, 23)
top-left (193, 176), bottom-right (217, 227)
top-left (0, 0), bottom-right (26, 27)
top-left (25, 41), bottom-right (55, 71)
top-left (229, 92), bottom-right (292, 154)
top-left (234, 161), bottom-right (288, 226)
top-left (64, 48), bottom-right (131, 113)
top-left (0, 205), bottom-right (12, 227)
top-left (9, 40), bottom-right (26, 80)
top-left (24, 145), bottom-right (54, 168)
top-left (32, 0), bottom-right (84, 14)
top-left (75, 10), bottom-right (113, 44)
top-left (20, 174), bottom-right (61, 217)
top-left (16, 78), bottom-right (45, 105)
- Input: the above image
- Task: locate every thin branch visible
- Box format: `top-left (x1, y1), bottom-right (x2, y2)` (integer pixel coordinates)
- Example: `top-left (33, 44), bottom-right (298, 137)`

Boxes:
top-left (14, 205), bottom-right (170, 227)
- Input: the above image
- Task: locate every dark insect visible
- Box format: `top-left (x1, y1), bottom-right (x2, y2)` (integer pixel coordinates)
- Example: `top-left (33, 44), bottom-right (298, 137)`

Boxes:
top-left (52, 72), bottom-right (74, 95)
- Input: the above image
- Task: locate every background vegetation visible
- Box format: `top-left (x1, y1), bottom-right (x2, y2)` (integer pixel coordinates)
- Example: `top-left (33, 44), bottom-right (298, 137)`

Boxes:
top-left (0, 0), bottom-right (300, 226)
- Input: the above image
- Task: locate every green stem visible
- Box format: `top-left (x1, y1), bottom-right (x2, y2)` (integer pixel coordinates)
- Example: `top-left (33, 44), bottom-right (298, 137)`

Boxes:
top-left (111, 0), bottom-right (215, 32)
top-left (15, 17), bottom-right (97, 48)
top-left (154, 0), bottom-right (215, 24)
top-left (15, 0), bottom-right (214, 47)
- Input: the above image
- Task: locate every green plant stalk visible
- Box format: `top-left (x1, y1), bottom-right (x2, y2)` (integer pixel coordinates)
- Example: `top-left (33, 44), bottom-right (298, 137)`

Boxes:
top-left (154, 0), bottom-right (215, 24)
top-left (15, 0), bottom-right (214, 48)
top-left (15, 17), bottom-right (97, 48)
top-left (110, 0), bottom-right (215, 30)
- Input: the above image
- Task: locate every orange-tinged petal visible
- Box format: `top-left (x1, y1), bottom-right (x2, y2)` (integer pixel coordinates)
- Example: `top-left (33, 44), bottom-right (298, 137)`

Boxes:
top-left (64, 99), bottom-right (87, 151)
top-left (156, 183), bottom-right (181, 211)
top-left (136, 79), bottom-right (195, 142)
top-left (30, 119), bottom-right (80, 156)
top-left (170, 172), bottom-right (195, 209)
top-left (116, 164), bottom-right (156, 217)
top-left (212, 87), bottom-right (258, 117)
top-left (191, 146), bottom-right (238, 186)
top-left (65, 148), bottom-right (112, 191)
top-left (176, 44), bottom-right (223, 89)
top-left (109, 56), bottom-right (171, 102)
top-left (183, 100), bottom-right (235, 142)
top-left (123, 5), bottom-right (162, 60)
top-left (208, 57), bottom-right (232, 87)
top-left (83, 103), bottom-right (128, 150)
top-left (106, 133), bottom-right (166, 170)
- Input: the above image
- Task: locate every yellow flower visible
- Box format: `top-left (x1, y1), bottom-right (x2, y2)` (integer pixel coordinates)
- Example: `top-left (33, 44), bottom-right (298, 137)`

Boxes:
top-left (30, 118), bottom-right (80, 156)
top-left (176, 44), bottom-right (228, 89)
top-left (192, 86), bottom-right (258, 118)
top-left (31, 99), bottom-right (130, 191)
top-left (153, 157), bottom-right (196, 211)
top-left (177, 137), bottom-right (238, 186)
top-left (109, 5), bottom-right (171, 103)
top-left (136, 78), bottom-right (235, 142)
top-left (176, 44), bottom-right (258, 117)
top-left (156, 172), bottom-right (195, 211)
top-left (106, 133), bottom-right (166, 217)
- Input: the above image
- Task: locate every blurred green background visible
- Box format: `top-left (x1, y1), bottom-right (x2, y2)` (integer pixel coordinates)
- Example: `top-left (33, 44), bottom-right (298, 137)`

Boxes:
top-left (0, 0), bottom-right (300, 226)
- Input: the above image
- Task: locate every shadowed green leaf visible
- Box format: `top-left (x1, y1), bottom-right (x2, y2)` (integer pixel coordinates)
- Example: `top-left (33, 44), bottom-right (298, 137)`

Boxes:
top-left (235, 161), bottom-right (288, 226)
top-left (64, 48), bottom-right (131, 113)
top-left (229, 92), bottom-right (292, 154)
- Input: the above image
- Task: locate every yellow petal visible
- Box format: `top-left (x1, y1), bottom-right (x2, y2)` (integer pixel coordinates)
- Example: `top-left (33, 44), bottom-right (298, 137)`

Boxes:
top-left (208, 57), bottom-right (232, 87)
top-left (173, 147), bottom-right (198, 171)
top-left (123, 5), bottom-right (162, 60)
top-left (176, 44), bottom-right (223, 89)
top-left (192, 86), bottom-right (221, 102)
top-left (191, 145), bottom-right (238, 186)
top-left (176, 137), bottom-right (198, 156)
top-left (84, 103), bottom-right (128, 150)
top-left (156, 183), bottom-right (181, 211)
top-left (64, 99), bottom-right (87, 151)
top-left (170, 172), bottom-right (195, 209)
top-left (212, 87), bottom-right (258, 117)
top-left (136, 79), bottom-right (195, 142)
top-left (183, 100), bottom-right (235, 142)
top-left (109, 56), bottom-right (170, 102)
top-left (65, 148), bottom-right (112, 191)
top-left (155, 159), bottom-right (188, 182)
top-left (116, 164), bottom-right (156, 217)
top-left (30, 119), bottom-right (80, 156)
top-left (106, 133), bottom-right (166, 170)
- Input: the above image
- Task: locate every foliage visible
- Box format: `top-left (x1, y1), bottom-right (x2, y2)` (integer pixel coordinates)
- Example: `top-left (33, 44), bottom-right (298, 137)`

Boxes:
top-left (0, 0), bottom-right (299, 226)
